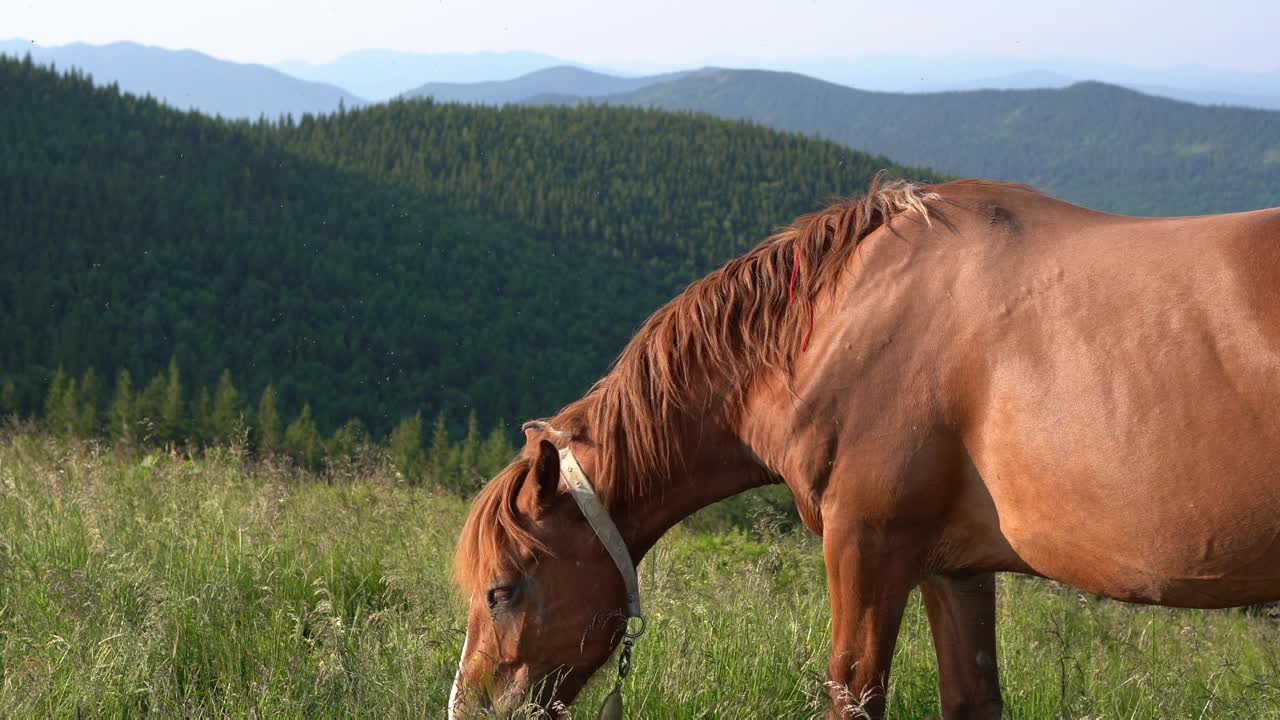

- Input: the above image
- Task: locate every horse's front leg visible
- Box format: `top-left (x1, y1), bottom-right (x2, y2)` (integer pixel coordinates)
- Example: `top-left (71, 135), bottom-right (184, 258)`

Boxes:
top-left (822, 519), bottom-right (921, 719)
top-left (920, 572), bottom-right (1004, 719)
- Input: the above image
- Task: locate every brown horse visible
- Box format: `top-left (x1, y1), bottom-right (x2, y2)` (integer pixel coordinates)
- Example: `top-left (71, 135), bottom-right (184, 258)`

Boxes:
top-left (450, 177), bottom-right (1280, 719)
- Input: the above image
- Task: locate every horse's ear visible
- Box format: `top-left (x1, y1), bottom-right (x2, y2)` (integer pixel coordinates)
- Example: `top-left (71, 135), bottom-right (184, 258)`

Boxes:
top-left (522, 420), bottom-right (545, 445)
top-left (521, 439), bottom-right (560, 512)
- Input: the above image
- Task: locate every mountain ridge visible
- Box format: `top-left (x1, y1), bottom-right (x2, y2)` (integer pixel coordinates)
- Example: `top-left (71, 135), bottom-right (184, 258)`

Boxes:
top-left (275, 48), bottom-right (568, 101)
top-left (400, 64), bottom-right (686, 104)
top-left (0, 39), bottom-right (363, 118)
top-left (591, 69), bottom-right (1280, 215)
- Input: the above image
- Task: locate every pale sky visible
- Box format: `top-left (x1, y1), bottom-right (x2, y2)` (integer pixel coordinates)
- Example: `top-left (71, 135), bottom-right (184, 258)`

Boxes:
top-left (4, 0), bottom-right (1279, 71)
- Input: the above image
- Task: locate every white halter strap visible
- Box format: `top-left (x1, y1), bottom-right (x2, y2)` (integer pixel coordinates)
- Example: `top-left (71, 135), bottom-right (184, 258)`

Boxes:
top-left (558, 447), bottom-right (644, 624)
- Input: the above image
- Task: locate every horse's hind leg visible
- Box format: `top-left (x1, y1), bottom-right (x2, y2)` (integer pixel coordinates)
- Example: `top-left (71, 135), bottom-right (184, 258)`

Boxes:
top-left (920, 573), bottom-right (1004, 720)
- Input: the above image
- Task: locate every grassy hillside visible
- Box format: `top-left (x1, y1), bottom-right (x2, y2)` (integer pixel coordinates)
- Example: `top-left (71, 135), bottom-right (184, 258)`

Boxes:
top-left (3, 434), bottom-right (1279, 718)
top-left (603, 69), bottom-right (1280, 215)
top-left (1, 55), bottom-right (936, 435)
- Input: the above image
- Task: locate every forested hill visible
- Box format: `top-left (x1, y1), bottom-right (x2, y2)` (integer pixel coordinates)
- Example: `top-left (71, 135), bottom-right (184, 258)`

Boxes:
top-left (0, 56), bottom-right (937, 436)
top-left (601, 69), bottom-right (1280, 215)
top-left (273, 99), bottom-right (938, 281)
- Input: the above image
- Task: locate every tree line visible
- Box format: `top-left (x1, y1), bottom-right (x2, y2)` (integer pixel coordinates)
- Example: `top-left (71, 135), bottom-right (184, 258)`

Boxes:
top-left (19, 360), bottom-right (512, 496)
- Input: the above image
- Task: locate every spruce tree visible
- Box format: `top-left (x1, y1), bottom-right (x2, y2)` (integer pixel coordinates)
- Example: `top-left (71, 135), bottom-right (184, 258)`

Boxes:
top-left (459, 410), bottom-right (480, 473)
top-left (479, 421), bottom-right (515, 478)
top-left (44, 369), bottom-right (84, 437)
top-left (211, 369), bottom-right (241, 444)
top-left (56, 378), bottom-right (79, 437)
top-left (136, 370), bottom-right (168, 442)
top-left (427, 412), bottom-right (453, 486)
top-left (453, 410), bottom-right (482, 493)
top-left (43, 366), bottom-right (68, 433)
top-left (388, 413), bottom-right (427, 484)
top-left (160, 357), bottom-right (184, 444)
top-left (194, 387), bottom-right (212, 446)
top-left (284, 404), bottom-right (322, 468)
top-left (76, 367), bottom-right (99, 435)
top-left (109, 369), bottom-right (134, 443)
top-left (255, 384), bottom-right (281, 453)
top-left (328, 418), bottom-right (368, 465)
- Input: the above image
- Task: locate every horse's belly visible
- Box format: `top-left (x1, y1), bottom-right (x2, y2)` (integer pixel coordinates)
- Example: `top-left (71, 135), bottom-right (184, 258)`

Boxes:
top-left (1013, 544), bottom-right (1280, 608)
top-left (992, 478), bottom-right (1280, 608)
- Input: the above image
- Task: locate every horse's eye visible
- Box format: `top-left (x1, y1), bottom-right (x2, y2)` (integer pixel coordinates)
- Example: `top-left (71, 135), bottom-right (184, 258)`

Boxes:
top-left (487, 584), bottom-right (518, 609)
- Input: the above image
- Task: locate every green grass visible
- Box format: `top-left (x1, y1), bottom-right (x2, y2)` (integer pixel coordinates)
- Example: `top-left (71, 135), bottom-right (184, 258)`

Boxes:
top-left (2, 432), bottom-right (1279, 718)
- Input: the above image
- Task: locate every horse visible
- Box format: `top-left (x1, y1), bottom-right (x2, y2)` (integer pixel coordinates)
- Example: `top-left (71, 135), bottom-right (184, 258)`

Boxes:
top-left (449, 177), bottom-right (1280, 719)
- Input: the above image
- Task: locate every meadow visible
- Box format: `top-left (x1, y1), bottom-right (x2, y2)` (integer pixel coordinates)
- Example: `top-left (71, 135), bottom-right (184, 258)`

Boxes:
top-left (2, 431), bottom-right (1279, 719)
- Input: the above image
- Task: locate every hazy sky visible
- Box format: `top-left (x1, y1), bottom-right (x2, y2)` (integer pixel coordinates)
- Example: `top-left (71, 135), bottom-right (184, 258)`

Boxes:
top-left (4, 0), bottom-right (1279, 70)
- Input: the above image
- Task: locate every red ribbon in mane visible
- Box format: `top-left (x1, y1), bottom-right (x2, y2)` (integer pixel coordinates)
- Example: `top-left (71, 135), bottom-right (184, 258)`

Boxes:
top-left (788, 242), bottom-right (813, 352)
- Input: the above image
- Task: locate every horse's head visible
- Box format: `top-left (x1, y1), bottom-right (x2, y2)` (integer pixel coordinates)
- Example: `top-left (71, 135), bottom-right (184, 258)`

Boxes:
top-left (450, 429), bottom-right (633, 717)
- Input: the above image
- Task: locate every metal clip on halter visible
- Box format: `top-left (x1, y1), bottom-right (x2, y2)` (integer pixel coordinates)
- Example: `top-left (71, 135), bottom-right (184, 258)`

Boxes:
top-left (597, 615), bottom-right (644, 720)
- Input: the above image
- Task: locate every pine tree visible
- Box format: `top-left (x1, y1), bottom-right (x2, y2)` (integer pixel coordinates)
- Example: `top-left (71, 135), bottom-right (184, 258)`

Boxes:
top-left (479, 420), bottom-right (515, 478)
top-left (427, 411), bottom-right (453, 486)
top-left (328, 418), bottom-right (368, 465)
top-left (388, 413), bottom-right (427, 484)
top-left (136, 370), bottom-right (168, 442)
top-left (284, 403), bottom-right (322, 468)
top-left (59, 379), bottom-right (79, 437)
top-left (194, 387), bottom-right (213, 446)
top-left (255, 384), bottom-right (281, 453)
top-left (43, 366), bottom-right (68, 433)
top-left (43, 368), bottom-right (83, 437)
top-left (452, 410), bottom-right (482, 493)
top-left (160, 357), bottom-right (184, 444)
top-left (458, 410), bottom-right (480, 473)
top-left (75, 367), bottom-right (99, 435)
top-left (211, 369), bottom-right (241, 444)
top-left (109, 369), bottom-right (134, 443)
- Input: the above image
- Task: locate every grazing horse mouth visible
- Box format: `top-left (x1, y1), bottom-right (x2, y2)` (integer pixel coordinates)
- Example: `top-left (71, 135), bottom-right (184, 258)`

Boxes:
top-left (450, 663), bottom-right (578, 720)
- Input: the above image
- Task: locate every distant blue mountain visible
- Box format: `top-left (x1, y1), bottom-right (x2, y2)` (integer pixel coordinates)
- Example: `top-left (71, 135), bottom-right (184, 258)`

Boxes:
top-left (275, 49), bottom-right (567, 101)
top-left (352, 49), bottom-right (1280, 112)
top-left (944, 70), bottom-right (1077, 91)
top-left (1124, 84), bottom-right (1280, 111)
top-left (400, 65), bottom-right (686, 105)
top-left (1, 39), bottom-right (363, 118)
top-left (741, 54), bottom-right (1280, 110)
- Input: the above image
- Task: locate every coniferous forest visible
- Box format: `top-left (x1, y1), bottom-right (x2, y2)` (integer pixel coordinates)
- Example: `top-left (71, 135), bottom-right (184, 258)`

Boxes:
top-left (0, 55), bottom-right (938, 464)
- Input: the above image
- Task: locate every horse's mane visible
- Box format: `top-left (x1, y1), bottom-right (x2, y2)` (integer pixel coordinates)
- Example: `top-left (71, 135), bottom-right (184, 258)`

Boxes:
top-left (561, 175), bottom-right (940, 498)
top-left (454, 456), bottom-right (548, 597)
top-left (455, 175), bottom-right (942, 596)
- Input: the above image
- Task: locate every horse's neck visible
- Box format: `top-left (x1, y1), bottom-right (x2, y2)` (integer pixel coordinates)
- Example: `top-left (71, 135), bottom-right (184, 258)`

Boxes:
top-left (587, 352), bottom-right (780, 558)
top-left (616, 426), bottom-right (775, 560)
